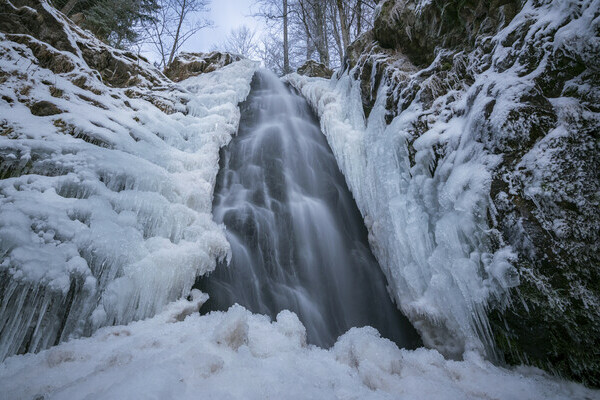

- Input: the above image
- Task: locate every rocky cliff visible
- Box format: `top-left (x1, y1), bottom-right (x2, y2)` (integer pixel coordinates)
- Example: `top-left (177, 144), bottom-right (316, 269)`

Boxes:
top-left (341, 0), bottom-right (599, 386)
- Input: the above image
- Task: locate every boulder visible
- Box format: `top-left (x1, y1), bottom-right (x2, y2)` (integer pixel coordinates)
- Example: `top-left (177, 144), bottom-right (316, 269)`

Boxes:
top-left (29, 100), bottom-right (63, 116)
top-left (164, 52), bottom-right (243, 82)
top-left (296, 60), bottom-right (334, 79)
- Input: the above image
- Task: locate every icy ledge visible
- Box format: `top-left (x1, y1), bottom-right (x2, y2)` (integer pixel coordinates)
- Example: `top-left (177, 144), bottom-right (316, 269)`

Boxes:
top-left (0, 2), bottom-right (258, 359)
top-left (0, 296), bottom-right (594, 400)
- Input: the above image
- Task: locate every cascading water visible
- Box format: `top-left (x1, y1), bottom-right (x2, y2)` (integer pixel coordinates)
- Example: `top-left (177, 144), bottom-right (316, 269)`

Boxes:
top-left (198, 70), bottom-right (420, 348)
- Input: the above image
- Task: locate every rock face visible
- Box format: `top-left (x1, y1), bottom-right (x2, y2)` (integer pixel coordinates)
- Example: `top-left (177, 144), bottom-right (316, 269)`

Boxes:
top-left (0, 0), bottom-right (165, 88)
top-left (164, 52), bottom-right (243, 82)
top-left (338, 0), bottom-right (599, 387)
top-left (296, 60), bottom-right (334, 79)
top-left (373, 0), bottom-right (521, 66)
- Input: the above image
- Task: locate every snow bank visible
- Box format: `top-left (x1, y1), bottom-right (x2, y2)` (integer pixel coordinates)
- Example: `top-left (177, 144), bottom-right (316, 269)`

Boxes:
top-left (0, 2), bottom-right (259, 360)
top-left (0, 298), bottom-right (594, 400)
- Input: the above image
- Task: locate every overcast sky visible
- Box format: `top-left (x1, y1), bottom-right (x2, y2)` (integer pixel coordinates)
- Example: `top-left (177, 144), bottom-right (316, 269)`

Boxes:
top-left (182, 0), bottom-right (265, 53)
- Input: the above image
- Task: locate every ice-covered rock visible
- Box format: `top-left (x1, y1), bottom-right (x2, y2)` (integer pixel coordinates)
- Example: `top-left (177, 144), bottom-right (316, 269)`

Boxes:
top-left (288, 0), bottom-right (600, 386)
top-left (0, 0), bottom-right (258, 361)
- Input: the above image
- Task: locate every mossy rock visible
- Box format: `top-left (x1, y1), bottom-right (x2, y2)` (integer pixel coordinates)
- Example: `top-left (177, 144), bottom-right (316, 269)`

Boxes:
top-left (373, 0), bottom-right (521, 66)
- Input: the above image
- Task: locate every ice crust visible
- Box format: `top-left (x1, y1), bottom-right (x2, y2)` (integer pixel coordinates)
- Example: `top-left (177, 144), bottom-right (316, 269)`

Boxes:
top-left (0, 14), bottom-right (258, 359)
top-left (285, 0), bottom-right (599, 358)
top-left (0, 297), bottom-right (595, 400)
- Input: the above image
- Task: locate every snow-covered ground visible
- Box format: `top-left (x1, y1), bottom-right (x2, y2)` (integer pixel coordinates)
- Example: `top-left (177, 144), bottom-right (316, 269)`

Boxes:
top-left (0, 293), bottom-right (596, 400)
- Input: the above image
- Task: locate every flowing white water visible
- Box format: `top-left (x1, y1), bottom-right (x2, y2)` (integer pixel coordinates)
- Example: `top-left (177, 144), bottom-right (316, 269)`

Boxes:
top-left (198, 70), bottom-right (420, 348)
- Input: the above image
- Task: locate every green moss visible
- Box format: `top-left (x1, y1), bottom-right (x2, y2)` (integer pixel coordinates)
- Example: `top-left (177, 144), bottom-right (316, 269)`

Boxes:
top-left (490, 267), bottom-right (600, 387)
top-left (441, 61), bottom-right (453, 71)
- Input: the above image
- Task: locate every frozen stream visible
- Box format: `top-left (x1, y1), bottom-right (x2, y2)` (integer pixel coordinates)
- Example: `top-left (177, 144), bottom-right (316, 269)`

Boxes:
top-left (197, 70), bottom-right (420, 348)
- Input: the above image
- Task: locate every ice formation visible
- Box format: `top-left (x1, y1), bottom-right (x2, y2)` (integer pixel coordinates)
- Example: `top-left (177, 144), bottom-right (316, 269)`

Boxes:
top-left (0, 297), bottom-right (595, 400)
top-left (286, 60), bottom-right (511, 359)
top-left (1, 1), bottom-right (598, 396)
top-left (0, 1), bottom-right (259, 360)
top-left (285, 0), bottom-right (599, 358)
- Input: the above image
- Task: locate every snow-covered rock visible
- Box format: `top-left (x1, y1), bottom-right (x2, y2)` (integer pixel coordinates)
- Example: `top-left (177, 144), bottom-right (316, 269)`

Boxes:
top-left (297, 60), bottom-right (334, 79)
top-left (0, 0), bottom-right (258, 361)
top-left (164, 52), bottom-right (245, 82)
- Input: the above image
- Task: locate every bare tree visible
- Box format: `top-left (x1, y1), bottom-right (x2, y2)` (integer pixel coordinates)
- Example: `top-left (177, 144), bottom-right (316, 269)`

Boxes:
top-left (258, 33), bottom-right (285, 73)
top-left (297, 0), bottom-right (329, 66)
top-left (253, 0), bottom-right (377, 73)
top-left (328, 0), bottom-right (345, 66)
top-left (353, 0), bottom-right (377, 37)
top-left (335, 0), bottom-right (350, 50)
top-left (355, 0), bottom-right (362, 37)
top-left (143, 0), bottom-right (213, 68)
top-left (216, 25), bottom-right (259, 58)
top-left (253, 0), bottom-right (291, 74)
top-left (283, 0), bottom-right (289, 73)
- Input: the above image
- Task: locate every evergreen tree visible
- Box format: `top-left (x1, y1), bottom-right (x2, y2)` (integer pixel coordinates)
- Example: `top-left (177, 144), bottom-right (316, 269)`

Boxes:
top-left (52, 0), bottom-right (158, 49)
top-left (83, 0), bottom-right (158, 48)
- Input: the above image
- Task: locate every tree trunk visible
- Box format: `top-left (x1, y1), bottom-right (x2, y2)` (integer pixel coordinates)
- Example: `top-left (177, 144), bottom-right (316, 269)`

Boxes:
top-left (60, 0), bottom-right (80, 16)
top-left (336, 0), bottom-right (350, 50)
top-left (330, 4), bottom-right (344, 66)
top-left (167, 0), bottom-right (187, 67)
top-left (299, 0), bottom-right (314, 61)
top-left (314, 1), bottom-right (329, 66)
top-left (356, 0), bottom-right (362, 37)
top-left (283, 0), bottom-right (290, 74)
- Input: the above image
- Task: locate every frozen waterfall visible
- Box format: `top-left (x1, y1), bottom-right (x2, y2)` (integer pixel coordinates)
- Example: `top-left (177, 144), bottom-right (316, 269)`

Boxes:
top-left (197, 70), bottom-right (420, 348)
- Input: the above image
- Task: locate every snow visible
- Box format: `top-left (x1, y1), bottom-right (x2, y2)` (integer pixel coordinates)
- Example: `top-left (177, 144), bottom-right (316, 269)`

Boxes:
top-left (0, 295), bottom-right (596, 400)
top-left (0, 16), bottom-right (259, 359)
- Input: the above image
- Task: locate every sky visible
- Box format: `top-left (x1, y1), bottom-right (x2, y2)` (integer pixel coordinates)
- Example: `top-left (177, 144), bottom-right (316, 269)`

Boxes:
top-left (181, 0), bottom-right (266, 53)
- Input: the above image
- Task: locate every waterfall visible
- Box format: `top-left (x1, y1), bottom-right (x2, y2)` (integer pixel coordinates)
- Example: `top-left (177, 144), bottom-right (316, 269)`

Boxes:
top-left (197, 70), bottom-right (420, 348)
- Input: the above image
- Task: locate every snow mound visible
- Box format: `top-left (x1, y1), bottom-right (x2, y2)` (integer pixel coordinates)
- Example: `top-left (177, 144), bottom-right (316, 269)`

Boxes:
top-left (0, 298), bottom-right (594, 400)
